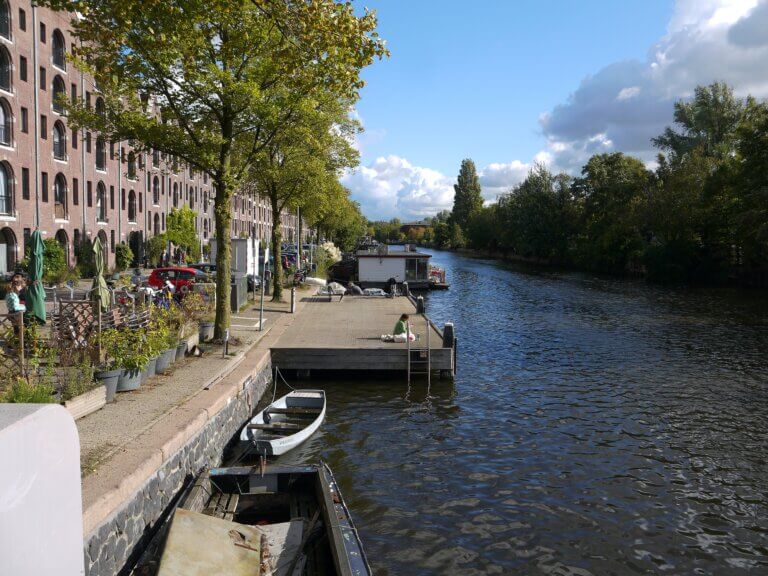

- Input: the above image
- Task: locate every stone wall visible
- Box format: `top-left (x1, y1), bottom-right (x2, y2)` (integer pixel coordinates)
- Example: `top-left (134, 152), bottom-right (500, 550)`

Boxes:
top-left (83, 362), bottom-right (272, 576)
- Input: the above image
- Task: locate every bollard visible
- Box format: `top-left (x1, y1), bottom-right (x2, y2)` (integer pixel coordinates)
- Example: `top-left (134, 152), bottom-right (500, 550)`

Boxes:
top-left (223, 329), bottom-right (229, 358)
top-left (442, 322), bottom-right (455, 348)
top-left (416, 295), bottom-right (425, 313)
top-left (290, 287), bottom-right (296, 313)
top-left (402, 281), bottom-right (409, 297)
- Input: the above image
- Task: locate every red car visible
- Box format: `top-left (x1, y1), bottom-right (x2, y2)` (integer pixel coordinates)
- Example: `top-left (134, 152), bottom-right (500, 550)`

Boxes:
top-left (147, 267), bottom-right (206, 294)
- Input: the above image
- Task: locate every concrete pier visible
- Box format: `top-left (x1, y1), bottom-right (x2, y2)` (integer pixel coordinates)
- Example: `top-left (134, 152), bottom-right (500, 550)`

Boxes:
top-left (271, 295), bottom-right (454, 374)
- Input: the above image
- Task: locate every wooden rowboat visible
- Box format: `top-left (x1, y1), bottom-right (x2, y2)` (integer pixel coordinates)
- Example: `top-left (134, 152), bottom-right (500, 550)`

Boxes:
top-left (239, 390), bottom-right (326, 456)
top-left (157, 463), bottom-right (371, 576)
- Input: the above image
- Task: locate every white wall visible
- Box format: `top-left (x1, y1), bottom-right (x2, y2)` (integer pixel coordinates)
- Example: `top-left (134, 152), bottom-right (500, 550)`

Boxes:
top-left (0, 405), bottom-right (84, 575)
top-left (210, 238), bottom-right (259, 275)
top-left (358, 257), bottom-right (406, 282)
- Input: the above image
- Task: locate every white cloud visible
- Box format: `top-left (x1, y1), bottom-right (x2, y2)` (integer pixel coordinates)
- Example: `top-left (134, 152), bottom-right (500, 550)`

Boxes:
top-left (342, 156), bottom-right (454, 220)
top-left (616, 86), bottom-right (641, 101)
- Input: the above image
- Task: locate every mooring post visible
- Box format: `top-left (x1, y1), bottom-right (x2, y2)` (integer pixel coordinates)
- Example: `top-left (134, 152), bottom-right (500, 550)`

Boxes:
top-left (416, 295), bottom-right (425, 313)
top-left (290, 287), bottom-right (296, 313)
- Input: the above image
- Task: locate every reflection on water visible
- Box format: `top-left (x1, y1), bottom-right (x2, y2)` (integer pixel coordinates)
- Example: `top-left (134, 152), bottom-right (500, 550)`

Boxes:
top-left (271, 251), bottom-right (768, 575)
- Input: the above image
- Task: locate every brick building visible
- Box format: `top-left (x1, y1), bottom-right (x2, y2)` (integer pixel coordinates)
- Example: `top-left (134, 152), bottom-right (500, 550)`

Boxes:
top-left (0, 0), bottom-right (304, 274)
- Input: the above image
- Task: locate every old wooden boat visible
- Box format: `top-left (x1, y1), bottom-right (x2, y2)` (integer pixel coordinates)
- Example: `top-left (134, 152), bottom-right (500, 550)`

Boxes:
top-left (157, 463), bottom-right (371, 576)
top-left (239, 390), bottom-right (326, 456)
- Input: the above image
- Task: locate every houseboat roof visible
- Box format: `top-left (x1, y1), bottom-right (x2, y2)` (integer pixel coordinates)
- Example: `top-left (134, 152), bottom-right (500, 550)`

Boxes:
top-left (356, 245), bottom-right (432, 258)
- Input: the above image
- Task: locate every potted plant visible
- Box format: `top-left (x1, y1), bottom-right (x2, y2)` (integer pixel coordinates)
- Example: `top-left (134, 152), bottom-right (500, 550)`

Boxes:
top-left (95, 329), bottom-right (123, 402)
top-left (150, 312), bottom-right (176, 375)
top-left (61, 359), bottom-right (106, 419)
top-left (102, 328), bottom-right (150, 391)
top-left (183, 291), bottom-right (214, 342)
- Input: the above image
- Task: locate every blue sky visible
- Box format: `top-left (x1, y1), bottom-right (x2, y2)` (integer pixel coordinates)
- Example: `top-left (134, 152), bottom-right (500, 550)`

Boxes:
top-left (343, 0), bottom-right (768, 220)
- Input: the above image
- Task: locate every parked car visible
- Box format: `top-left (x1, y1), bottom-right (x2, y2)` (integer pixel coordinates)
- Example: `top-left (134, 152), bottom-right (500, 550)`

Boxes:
top-left (189, 263), bottom-right (216, 275)
top-left (246, 274), bottom-right (261, 291)
top-left (147, 267), bottom-right (206, 294)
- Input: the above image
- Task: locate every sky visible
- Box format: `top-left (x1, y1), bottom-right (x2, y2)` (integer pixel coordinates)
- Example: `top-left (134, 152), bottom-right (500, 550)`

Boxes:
top-left (342, 0), bottom-right (768, 221)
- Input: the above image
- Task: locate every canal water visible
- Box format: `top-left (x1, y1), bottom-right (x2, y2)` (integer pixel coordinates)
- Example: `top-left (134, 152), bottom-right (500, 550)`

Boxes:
top-left (276, 250), bottom-right (768, 575)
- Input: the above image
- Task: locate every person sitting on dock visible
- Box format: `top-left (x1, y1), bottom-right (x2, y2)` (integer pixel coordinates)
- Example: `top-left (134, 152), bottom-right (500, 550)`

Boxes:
top-left (381, 313), bottom-right (416, 342)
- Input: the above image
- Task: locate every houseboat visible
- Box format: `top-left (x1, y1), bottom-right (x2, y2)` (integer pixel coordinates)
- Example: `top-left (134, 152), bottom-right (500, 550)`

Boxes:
top-left (328, 244), bottom-right (448, 290)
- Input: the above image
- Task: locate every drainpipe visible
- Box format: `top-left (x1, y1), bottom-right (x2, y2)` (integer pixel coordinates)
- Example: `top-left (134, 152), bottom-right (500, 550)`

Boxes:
top-left (80, 61), bottom-right (86, 239)
top-left (31, 4), bottom-right (40, 227)
top-left (117, 142), bottom-right (121, 252)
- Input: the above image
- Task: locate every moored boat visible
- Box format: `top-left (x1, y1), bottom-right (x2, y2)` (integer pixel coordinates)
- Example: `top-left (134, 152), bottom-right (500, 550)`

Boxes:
top-left (157, 463), bottom-right (371, 576)
top-left (239, 390), bottom-right (326, 456)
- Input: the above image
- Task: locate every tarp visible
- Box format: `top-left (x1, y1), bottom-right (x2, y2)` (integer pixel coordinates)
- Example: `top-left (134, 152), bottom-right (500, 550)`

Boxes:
top-left (91, 237), bottom-right (110, 311)
top-left (25, 230), bottom-right (46, 324)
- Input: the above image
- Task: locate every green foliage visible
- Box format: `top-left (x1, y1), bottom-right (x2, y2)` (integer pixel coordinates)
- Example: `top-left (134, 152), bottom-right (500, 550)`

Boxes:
top-left (100, 328), bottom-right (150, 371)
top-left (22, 238), bottom-right (69, 284)
top-left (75, 235), bottom-right (96, 277)
top-left (2, 378), bottom-right (56, 403)
top-left (147, 234), bottom-right (168, 266)
top-left (61, 359), bottom-right (96, 402)
top-left (452, 159), bottom-right (484, 231)
top-left (166, 207), bottom-right (200, 261)
top-left (114, 243), bottom-right (134, 272)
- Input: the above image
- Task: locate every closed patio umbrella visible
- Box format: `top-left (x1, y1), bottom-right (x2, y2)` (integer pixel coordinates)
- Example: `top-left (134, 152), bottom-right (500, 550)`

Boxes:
top-left (91, 236), bottom-right (110, 311)
top-left (26, 229), bottom-right (46, 324)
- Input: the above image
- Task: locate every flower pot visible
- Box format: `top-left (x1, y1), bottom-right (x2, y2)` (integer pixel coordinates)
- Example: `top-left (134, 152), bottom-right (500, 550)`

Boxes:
top-left (118, 368), bottom-right (142, 392)
top-left (95, 368), bottom-right (122, 403)
top-left (199, 321), bottom-right (214, 343)
top-left (156, 348), bottom-right (176, 375)
top-left (143, 356), bottom-right (158, 380)
top-left (176, 340), bottom-right (188, 361)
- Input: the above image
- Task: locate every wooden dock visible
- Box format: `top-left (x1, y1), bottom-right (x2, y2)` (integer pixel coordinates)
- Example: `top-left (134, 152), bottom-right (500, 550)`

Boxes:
top-left (271, 296), bottom-right (455, 375)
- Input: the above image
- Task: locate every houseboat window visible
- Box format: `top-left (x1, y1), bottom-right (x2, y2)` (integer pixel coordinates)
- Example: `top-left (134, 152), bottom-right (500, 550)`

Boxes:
top-left (406, 258), bottom-right (428, 281)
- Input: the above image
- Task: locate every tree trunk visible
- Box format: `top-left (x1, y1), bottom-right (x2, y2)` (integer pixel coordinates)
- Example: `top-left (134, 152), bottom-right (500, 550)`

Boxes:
top-left (270, 191), bottom-right (283, 301)
top-left (213, 172), bottom-right (233, 340)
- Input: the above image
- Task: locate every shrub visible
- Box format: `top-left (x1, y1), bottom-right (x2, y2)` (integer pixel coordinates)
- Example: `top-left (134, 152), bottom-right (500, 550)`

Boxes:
top-left (21, 238), bottom-right (68, 284)
top-left (2, 377), bottom-right (56, 403)
top-left (115, 243), bottom-right (134, 271)
top-left (147, 234), bottom-right (168, 266)
top-left (74, 236), bottom-right (97, 277)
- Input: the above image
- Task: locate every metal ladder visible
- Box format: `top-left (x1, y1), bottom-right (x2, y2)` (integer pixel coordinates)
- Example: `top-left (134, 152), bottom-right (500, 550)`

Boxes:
top-left (406, 317), bottom-right (431, 386)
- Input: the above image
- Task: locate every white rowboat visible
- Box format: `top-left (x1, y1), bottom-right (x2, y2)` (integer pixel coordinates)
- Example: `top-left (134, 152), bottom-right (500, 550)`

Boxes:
top-left (239, 390), bottom-right (326, 456)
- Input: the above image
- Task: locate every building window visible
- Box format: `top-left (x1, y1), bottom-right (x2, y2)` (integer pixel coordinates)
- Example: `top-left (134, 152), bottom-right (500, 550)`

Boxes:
top-left (85, 131), bottom-right (91, 152)
top-left (95, 97), bottom-right (105, 118)
top-left (54, 173), bottom-right (67, 219)
top-left (85, 91), bottom-right (90, 109)
top-left (0, 98), bottom-right (11, 145)
top-left (39, 66), bottom-right (45, 89)
top-left (96, 183), bottom-right (107, 222)
top-left (95, 136), bottom-right (106, 170)
top-left (152, 176), bottom-right (159, 204)
top-left (71, 128), bottom-right (77, 149)
top-left (109, 185), bottom-right (114, 209)
top-left (70, 83), bottom-right (76, 104)
top-left (127, 190), bottom-right (136, 222)
top-left (173, 182), bottom-right (178, 207)
top-left (110, 230), bottom-right (114, 253)
top-left (52, 75), bottom-right (66, 113)
top-left (0, 47), bottom-right (11, 92)
top-left (52, 30), bottom-right (65, 70)
top-left (139, 191), bottom-right (142, 214)
top-left (21, 167), bottom-right (28, 200)
top-left (39, 114), bottom-right (46, 140)
top-left (127, 151), bottom-right (137, 180)
top-left (109, 141), bottom-right (115, 160)
top-left (41, 172), bottom-right (48, 202)
top-left (0, 1), bottom-right (10, 40)
top-left (86, 181), bottom-right (92, 207)
top-left (39, 22), bottom-right (45, 44)
top-left (121, 188), bottom-right (125, 210)
top-left (0, 162), bottom-right (13, 215)
top-left (20, 107), bottom-right (27, 133)
top-left (152, 149), bottom-right (159, 168)
top-left (53, 121), bottom-right (66, 160)
top-left (19, 55), bottom-right (26, 81)
top-left (72, 177), bottom-right (78, 206)
top-left (18, 8), bottom-right (25, 32)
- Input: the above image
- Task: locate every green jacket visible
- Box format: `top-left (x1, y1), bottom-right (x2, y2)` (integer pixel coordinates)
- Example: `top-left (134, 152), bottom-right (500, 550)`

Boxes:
top-left (393, 320), bottom-right (407, 335)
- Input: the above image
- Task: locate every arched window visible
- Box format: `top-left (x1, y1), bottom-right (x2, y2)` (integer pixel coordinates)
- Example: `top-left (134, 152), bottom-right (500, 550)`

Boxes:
top-left (153, 213), bottom-right (160, 236)
top-left (53, 121), bottom-right (67, 160)
top-left (0, 98), bottom-right (11, 146)
top-left (95, 136), bottom-right (106, 170)
top-left (52, 75), bottom-right (66, 113)
top-left (203, 219), bottom-right (208, 239)
top-left (52, 30), bottom-right (66, 70)
top-left (152, 176), bottom-right (160, 204)
top-left (96, 182), bottom-right (107, 222)
top-left (0, 161), bottom-right (12, 215)
top-left (127, 151), bottom-right (137, 180)
top-left (95, 97), bottom-right (105, 118)
top-left (0, 1), bottom-right (10, 40)
top-left (127, 190), bottom-right (136, 222)
top-left (173, 182), bottom-right (178, 207)
top-left (54, 173), bottom-right (67, 219)
top-left (0, 47), bottom-right (10, 92)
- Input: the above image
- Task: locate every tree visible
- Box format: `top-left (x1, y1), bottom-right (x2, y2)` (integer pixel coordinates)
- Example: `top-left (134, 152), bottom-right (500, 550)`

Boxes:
top-left (452, 159), bottom-right (484, 231)
top-left (40, 0), bottom-right (386, 337)
top-left (115, 243), bottom-right (134, 271)
top-left (573, 153), bottom-right (650, 272)
top-left (166, 206), bottom-right (201, 261)
top-left (653, 82), bottom-right (746, 162)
